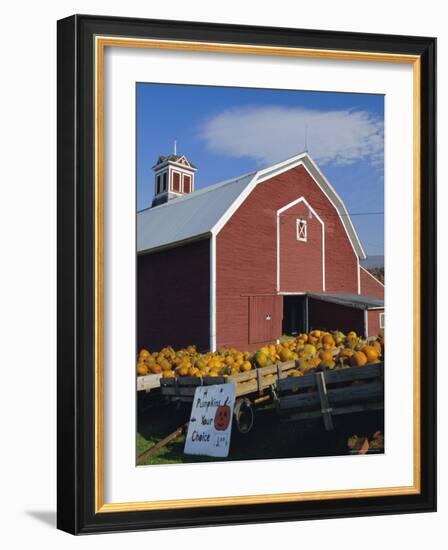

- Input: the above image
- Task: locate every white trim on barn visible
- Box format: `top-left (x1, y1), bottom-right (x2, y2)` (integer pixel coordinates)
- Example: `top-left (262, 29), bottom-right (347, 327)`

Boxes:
top-left (357, 257), bottom-right (361, 295)
top-left (210, 174), bottom-right (258, 236)
top-left (176, 155), bottom-right (190, 166)
top-left (276, 196), bottom-right (326, 293)
top-left (255, 153), bottom-right (366, 260)
top-left (296, 218), bottom-right (307, 241)
top-left (210, 153), bottom-right (365, 262)
top-left (209, 234), bottom-right (217, 352)
top-left (301, 163), bottom-right (363, 270)
top-left (302, 156), bottom-right (366, 259)
top-left (360, 264), bottom-right (385, 288)
top-left (364, 309), bottom-right (369, 338)
top-left (138, 172), bottom-right (255, 253)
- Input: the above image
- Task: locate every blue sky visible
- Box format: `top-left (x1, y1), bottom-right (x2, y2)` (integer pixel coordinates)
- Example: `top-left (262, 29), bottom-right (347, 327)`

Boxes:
top-left (137, 84), bottom-right (384, 256)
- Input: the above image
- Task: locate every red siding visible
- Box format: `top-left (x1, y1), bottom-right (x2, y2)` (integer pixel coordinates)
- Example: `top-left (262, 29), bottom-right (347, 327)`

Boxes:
top-left (367, 309), bottom-right (384, 337)
top-left (216, 164), bottom-right (360, 349)
top-left (279, 201), bottom-right (323, 292)
top-left (309, 298), bottom-right (365, 336)
top-left (360, 266), bottom-right (384, 298)
top-left (137, 239), bottom-right (210, 352)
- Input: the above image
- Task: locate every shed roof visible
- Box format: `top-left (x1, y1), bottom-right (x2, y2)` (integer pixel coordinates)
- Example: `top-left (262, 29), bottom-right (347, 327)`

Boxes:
top-left (308, 292), bottom-right (384, 310)
top-left (137, 152), bottom-right (366, 258)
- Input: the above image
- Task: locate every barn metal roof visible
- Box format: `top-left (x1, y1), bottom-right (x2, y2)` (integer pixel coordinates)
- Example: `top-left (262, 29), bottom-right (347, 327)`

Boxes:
top-left (308, 292), bottom-right (384, 310)
top-left (137, 152), bottom-right (367, 258)
top-left (137, 172), bottom-right (256, 253)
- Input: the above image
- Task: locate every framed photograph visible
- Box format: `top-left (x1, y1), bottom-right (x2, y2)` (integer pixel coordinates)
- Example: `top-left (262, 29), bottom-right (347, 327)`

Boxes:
top-left (57, 14), bottom-right (436, 534)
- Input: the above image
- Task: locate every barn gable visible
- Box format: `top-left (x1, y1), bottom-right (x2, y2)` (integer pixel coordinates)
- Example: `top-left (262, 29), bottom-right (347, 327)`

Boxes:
top-left (214, 162), bottom-right (365, 350)
top-left (216, 153), bottom-right (366, 260)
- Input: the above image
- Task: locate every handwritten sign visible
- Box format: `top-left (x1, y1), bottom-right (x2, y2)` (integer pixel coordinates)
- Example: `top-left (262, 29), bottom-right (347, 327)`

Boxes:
top-left (184, 383), bottom-right (236, 458)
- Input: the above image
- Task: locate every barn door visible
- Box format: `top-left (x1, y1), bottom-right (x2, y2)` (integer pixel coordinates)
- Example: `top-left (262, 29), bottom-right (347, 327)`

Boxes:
top-left (249, 295), bottom-right (282, 344)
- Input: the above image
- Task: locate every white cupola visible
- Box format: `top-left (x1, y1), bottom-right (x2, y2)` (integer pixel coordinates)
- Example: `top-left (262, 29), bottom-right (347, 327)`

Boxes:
top-left (151, 142), bottom-right (197, 207)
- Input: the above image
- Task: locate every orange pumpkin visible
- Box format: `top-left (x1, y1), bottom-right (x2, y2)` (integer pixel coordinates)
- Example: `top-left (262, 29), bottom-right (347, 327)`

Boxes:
top-left (350, 351), bottom-right (368, 367)
top-left (214, 400), bottom-right (231, 431)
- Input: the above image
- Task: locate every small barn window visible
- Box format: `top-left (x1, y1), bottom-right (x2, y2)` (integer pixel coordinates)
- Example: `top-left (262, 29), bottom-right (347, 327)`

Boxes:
top-left (379, 312), bottom-right (385, 329)
top-left (172, 171), bottom-right (181, 192)
top-left (156, 174), bottom-right (162, 194)
top-left (162, 172), bottom-right (167, 192)
top-left (183, 174), bottom-right (191, 193)
top-left (296, 219), bottom-right (307, 241)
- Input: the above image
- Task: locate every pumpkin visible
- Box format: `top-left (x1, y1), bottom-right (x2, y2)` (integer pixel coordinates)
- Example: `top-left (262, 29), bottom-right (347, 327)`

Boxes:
top-left (350, 351), bottom-right (368, 367)
top-left (214, 399), bottom-right (231, 431)
top-left (136, 363), bottom-right (148, 376)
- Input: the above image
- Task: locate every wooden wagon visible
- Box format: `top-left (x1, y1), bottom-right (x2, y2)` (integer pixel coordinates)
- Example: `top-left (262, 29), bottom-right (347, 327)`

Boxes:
top-left (139, 360), bottom-right (384, 434)
top-left (137, 360), bottom-right (296, 395)
top-left (158, 360), bottom-right (299, 433)
top-left (273, 362), bottom-right (384, 431)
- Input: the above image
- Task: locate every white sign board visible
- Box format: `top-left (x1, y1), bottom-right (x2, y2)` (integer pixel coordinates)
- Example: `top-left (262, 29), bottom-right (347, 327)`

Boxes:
top-left (184, 383), bottom-right (236, 458)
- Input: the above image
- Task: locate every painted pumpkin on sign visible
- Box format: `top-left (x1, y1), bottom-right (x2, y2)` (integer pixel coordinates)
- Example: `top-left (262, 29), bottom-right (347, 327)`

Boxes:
top-left (214, 400), bottom-right (231, 431)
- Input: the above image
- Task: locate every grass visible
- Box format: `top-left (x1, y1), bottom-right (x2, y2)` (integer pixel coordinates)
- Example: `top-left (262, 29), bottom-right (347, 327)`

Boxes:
top-left (136, 394), bottom-right (383, 466)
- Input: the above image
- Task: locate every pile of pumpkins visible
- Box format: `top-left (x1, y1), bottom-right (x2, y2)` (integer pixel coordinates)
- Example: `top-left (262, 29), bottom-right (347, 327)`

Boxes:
top-left (136, 329), bottom-right (384, 379)
top-left (136, 345), bottom-right (253, 379)
top-left (268, 329), bottom-right (383, 378)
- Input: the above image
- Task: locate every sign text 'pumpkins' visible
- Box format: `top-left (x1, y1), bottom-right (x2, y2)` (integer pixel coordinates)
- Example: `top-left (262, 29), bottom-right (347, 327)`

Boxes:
top-left (184, 383), bottom-right (236, 457)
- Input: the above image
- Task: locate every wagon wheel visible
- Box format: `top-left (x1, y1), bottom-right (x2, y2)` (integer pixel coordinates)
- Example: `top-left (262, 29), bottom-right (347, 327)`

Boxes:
top-left (233, 397), bottom-right (254, 434)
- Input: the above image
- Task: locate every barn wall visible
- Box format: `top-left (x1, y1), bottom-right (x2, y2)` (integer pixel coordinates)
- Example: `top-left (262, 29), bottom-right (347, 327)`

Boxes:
top-left (367, 309), bottom-right (384, 337)
top-left (360, 266), bottom-right (384, 298)
top-left (216, 164), bottom-right (360, 349)
top-left (137, 239), bottom-right (210, 353)
top-left (308, 298), bottom-right (365, 336)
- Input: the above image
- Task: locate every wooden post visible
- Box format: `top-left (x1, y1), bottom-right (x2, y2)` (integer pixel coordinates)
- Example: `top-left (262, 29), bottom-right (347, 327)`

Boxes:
top-left (364, 309), bottom-right (369, 339)
top-left (305, 295), bottom-right (309, 333)
top-left (256, 368), bottom-right (263, 395)
top-left (137, 422), bottom-right (188, 463)
top-left (316, 371), bottom-right (334, 431)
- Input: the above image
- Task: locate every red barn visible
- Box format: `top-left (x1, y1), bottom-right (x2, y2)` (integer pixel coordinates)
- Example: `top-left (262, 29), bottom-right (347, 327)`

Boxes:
top-left (137, 152), bottom-right (384, 352)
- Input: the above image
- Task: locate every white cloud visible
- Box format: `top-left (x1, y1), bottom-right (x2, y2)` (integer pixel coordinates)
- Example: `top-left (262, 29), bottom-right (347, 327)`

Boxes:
top-left (199, 105), bottom-right (383, 168)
